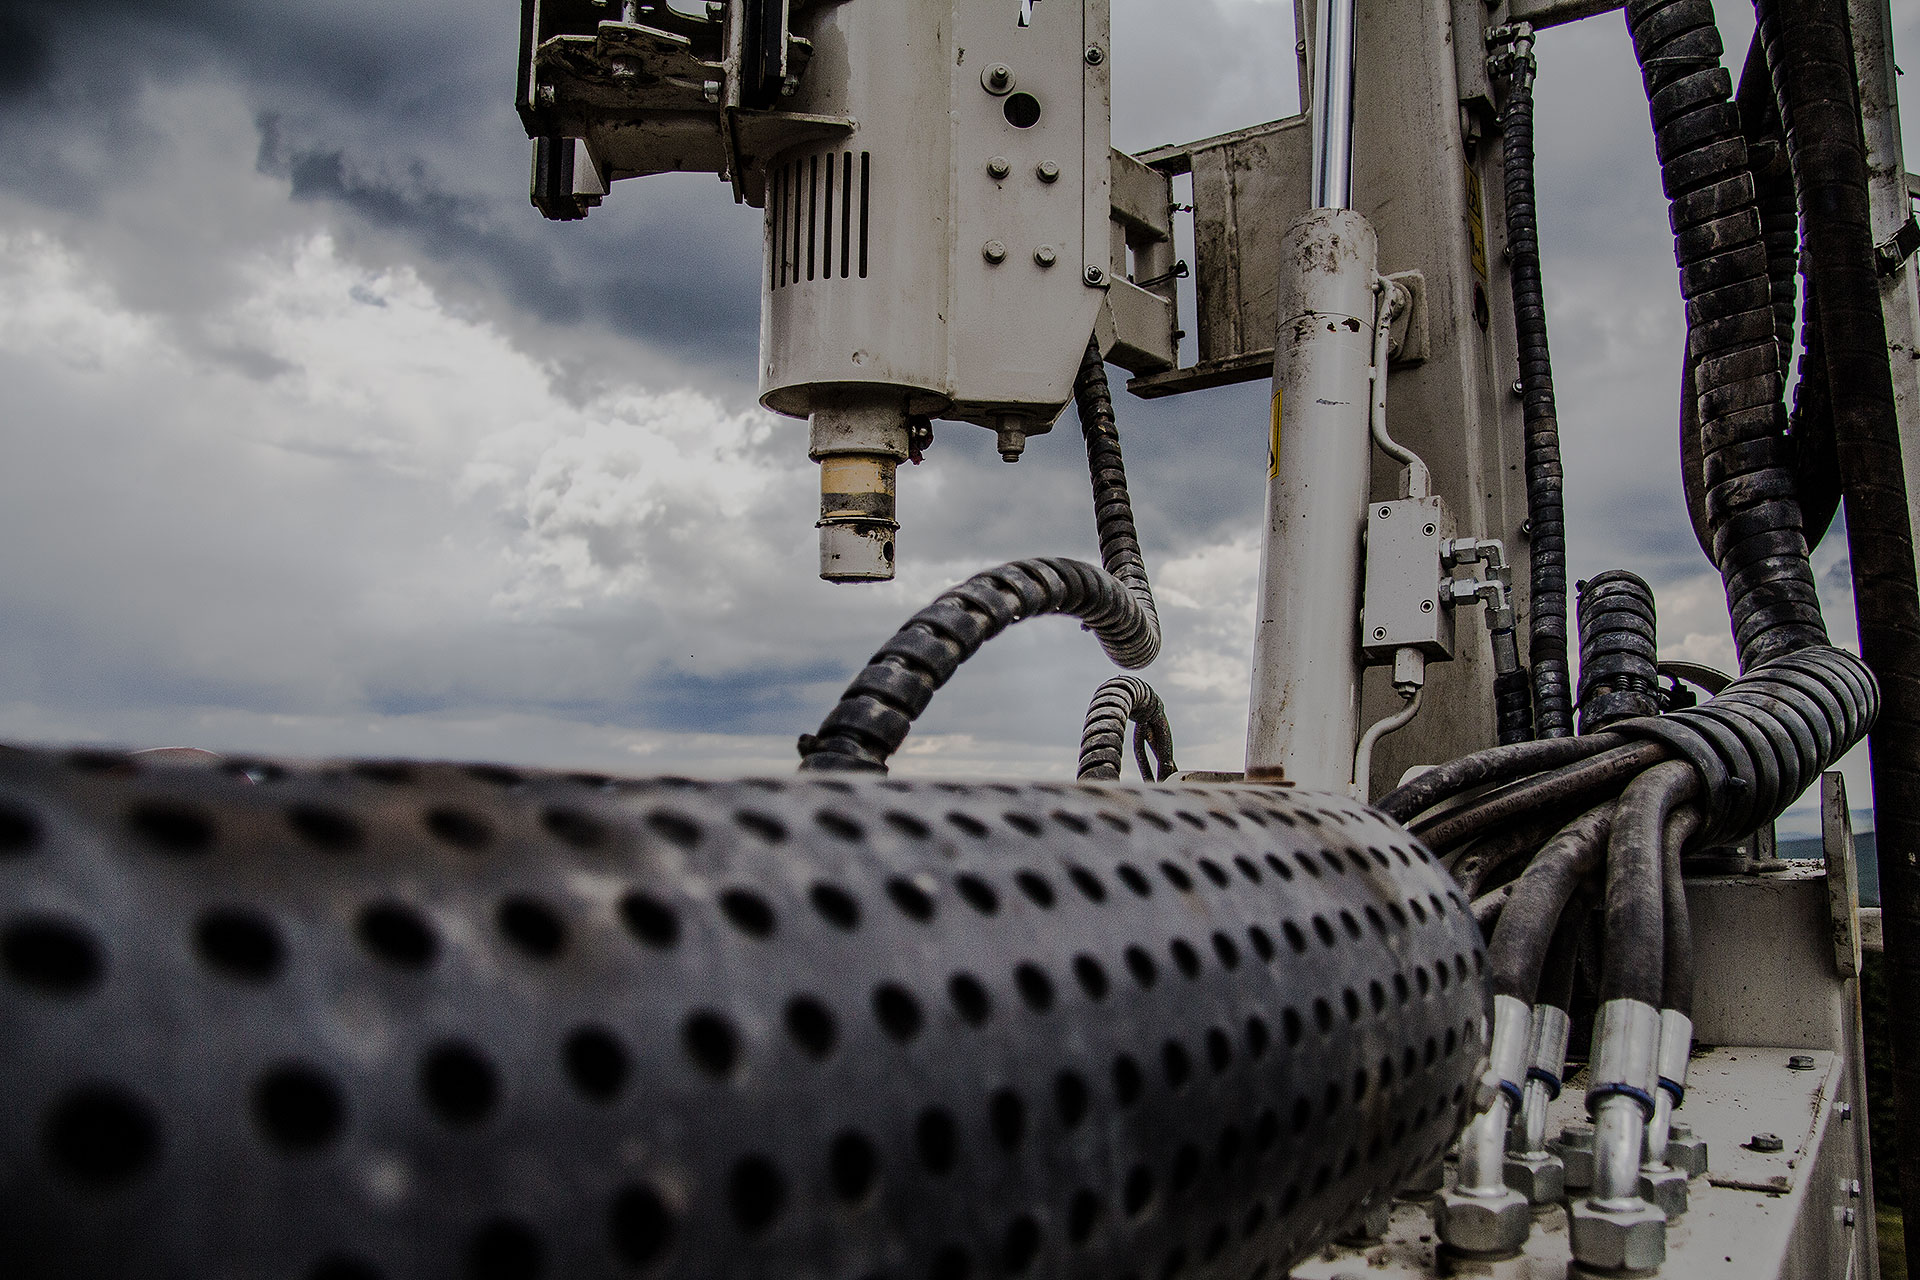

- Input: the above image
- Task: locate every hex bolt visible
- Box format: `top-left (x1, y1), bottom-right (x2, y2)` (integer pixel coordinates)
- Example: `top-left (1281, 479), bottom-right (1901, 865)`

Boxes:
top-left (1848, 1179), bottom-right (1863, 1198)
top-left (987, 156), bottom-right (1012, 179)
top-left (1788, 1054), bottom-right (1815, 1070)
top-left (1749, 1133), bottom-right (1784, 1153)
top-left (983, 240), bottom-right (1008, 265)
top-left (702, 80), bottom-right (722, 103)
top-left (982, 63), bottom-right (1015, 94)
top-left (1846, 1208), bottom-right (1858, 1227)
top-left (1840, 1103), bottom-right (1854, 1120)
top-left (1085, 44), bottom-right (1105, 64)
top-left (1037, 160), bottom-right (1061, 183)
top-left (1034, 246), bottom-right (1058, 268)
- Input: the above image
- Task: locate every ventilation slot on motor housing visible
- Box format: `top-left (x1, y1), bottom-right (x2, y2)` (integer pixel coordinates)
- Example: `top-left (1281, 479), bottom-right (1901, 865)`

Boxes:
top-left (770, 152), bottom-right (870, 290)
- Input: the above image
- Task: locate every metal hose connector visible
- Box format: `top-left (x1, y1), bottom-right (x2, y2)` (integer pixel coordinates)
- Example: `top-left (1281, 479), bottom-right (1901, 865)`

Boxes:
top-left (1077, 676), bottom-right (1178, 781)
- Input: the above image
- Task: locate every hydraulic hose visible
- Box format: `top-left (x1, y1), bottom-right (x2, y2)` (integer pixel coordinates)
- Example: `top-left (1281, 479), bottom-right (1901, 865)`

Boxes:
top-left (1661, 806), bottom-right (1701, 1016)
top-left (1625, 0), bottom-right (1831, 669)
top-left (1599, 761), bottom-right (1697, 1006)
top-left (1378, 732), bottom-right (1629, 824)
top-left (1412, 741), bottom-right (1668, 852)
top-left (1077, 675), bottom-right (1177, 781)
top-left (1576, 571), bottom-right (1663, 732)
top-left (797, 558), bottom-right (1159, 772)
top-left (1756, 0), bottom-right (1920, 1248)
top-left (799, 342), bottom-right (1162, 773)
top-left (1487, 804), bottom-right (1616, 1004)
top-left (1500, 29), bottom-right (1574, 737)
top-left (1074, 336), bottom-right (1162, 665)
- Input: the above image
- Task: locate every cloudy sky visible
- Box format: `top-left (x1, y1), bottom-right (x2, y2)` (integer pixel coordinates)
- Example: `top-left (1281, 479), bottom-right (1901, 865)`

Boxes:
top-left (0, 0), bottom-right (1911, 832)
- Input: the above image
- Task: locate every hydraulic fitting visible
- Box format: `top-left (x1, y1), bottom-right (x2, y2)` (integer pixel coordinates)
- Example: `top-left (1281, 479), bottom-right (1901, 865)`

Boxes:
top-left (1504, 1002), bottom-right (1570, 1204)
top-left (1435, 995), bottom-right (1533, 1256)
top-left (1571, 998), bottom-right (1668, 1272)
top-left (1550, 1122), bottom-right (1596, 1191)
top-left (1638, 1009), bottom-right (1695, 1217)
top-left (1666, 1121), bottom-right (1709, 1178)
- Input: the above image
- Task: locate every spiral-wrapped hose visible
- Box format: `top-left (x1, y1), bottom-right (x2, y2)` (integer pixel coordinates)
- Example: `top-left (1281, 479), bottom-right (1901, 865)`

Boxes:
top-left (1076, 676), bottom-right (1178, 781)
top-left (799, 342), bottom-right (1161, 773)
top-left (1625, 0), bottom-right (1830, 670)
top-left (1500, 35), bottom-right (1573, 738)
top-left (1576, 571), bottom-right (1662, 732)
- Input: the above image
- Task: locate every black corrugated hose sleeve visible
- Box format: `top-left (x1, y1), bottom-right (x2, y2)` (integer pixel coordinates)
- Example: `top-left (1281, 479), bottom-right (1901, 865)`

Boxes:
top-left (1576, 571), bottom-right (1663, 731)
top-left (1757, 0), bottom-right (1920, 1249)
top-left (1077, 676), bottom-right (1178, 781)
top-left (1598, 760), bottom-right (1697, 1005)
top-left (1625, 0), bottom-right (1830, 669)
top-left (1495, 667), bottom-right (1535, 745)
top-left (1501, 54), bottom-right (1574, 737)
top-left (1489, 803), bottom-right (1615, 1004)
top-left (799, 344), bottom-right (1163, 773)
top-left (797, 558), bottom-right (1159, 772)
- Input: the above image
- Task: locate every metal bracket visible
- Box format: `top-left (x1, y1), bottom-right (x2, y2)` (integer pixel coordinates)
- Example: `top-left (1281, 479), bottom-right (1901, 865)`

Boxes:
top-left (1876, 212), bottom-right (1920, 277)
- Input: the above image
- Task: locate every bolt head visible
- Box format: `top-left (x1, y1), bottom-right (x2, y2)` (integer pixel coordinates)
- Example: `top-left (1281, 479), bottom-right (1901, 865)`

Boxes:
top-left (1423, 522), bottom-right (1438, 537)
top-left (1504, 1152), bottom-right (1565, 1205)
top-left (1085, 44), bottom-right (1105, 64)
top-left (1373, 627), bottom-right (1389, 641)
top-left (1788, 1054), bottom-right (1816, 1070)
top-left (702, 79), bottom-right (722, 103)
top-left (1034, 245), bottom-right (1058, 268)
top-left (987, 156), bottom-right (1012, 179)
top-left (1434, 1185), bottom-right (1531, 1256)
top-left (1749, 1132), bottom-right (1784, 1153)
top-left (983, 63), bottom-right (1015, 93)
top-left (1084, 265), bottom-right (1107, 286)
top-left (1037, 160), bottom-right (1061, 183)
top-left (1421, 599), bottom-right (1436, 613)
top-left (1570, 1198), bottom-right (1667, 1272)
top-left (983, 240), bottom-right (1008, 265)
top-left (1639, 1166), bottom-right (1689, 1218)
top-left (1511, 379), bottom-right (1525, 396)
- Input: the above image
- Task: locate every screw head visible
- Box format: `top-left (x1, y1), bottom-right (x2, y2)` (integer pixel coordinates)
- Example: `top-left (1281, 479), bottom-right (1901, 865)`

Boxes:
top-left (1749, 1133), bottom-right (1784, 1153)
top-left (1511, 379), bottom-right (1524, 397)
top-left (983, 240), bottom-right (1008, 265)
top-left (1373, 627), bottom-right (1389, 641)
top-left (1788, 1054), bottom-right (1816, 1070)
top-left (1421, 599), bottom-right (1436, 613)
top-left (1037, 160), bottom-right (1061, 183)
top-left (1084, 265), bottom-right (1107, 286)
top-left (987, 155), bottom-right (1012, 179)
top-left (1378, 505), bottom-right (1393, 519)
top-left (983, 63), bottom-right (1015, 94)
top-left (1034, 245), bottom-right (1058, 268)
top-left (1423, 522), bottom-right (1438, 537)
top-left (1085, 44), bottom-right (1105, 65)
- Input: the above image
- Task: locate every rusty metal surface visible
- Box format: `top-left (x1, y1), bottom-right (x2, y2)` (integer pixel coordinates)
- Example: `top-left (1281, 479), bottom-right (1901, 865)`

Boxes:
top-left (0, 748), bottom-right (1487, 1279)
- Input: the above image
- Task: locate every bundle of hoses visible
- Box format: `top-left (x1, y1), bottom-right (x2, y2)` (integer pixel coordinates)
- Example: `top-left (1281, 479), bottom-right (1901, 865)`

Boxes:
top-left (1076, 675), bottom-right (1177, 781)
top-left (1499, 32), bottom-right (1572, 738)
top-left (1426, 0), bottom-right (1908, 1253)
top-left (1576, 571), bottom-right (1663, 733)
top-left (799, 338), bottom-right (1164, 773)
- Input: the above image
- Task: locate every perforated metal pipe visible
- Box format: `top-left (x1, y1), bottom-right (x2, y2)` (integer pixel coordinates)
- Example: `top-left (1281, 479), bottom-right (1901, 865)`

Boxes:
top-left (0, 748), bottom-right (1487, 1280)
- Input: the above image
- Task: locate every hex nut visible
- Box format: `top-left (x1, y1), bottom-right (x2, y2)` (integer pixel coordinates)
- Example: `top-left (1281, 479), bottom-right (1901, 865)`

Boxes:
top-left (1550, 1132), bottom-right (1596, 1190)
top-left (1434, 1185), bottom-right (1531, 1256)
top-left (1638, 1165), bottom-right (1689, 1218)
top-left (1505, 1152), bottom-right (1566, 1205)
top-left (1666, 1131), bottom-right (1709, 1178)
top-left (1570, 1198), bottom-right (1667, 1272)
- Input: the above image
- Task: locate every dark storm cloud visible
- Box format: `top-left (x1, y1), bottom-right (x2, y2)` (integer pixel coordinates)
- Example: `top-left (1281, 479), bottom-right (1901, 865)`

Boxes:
top-left (0, 0), bottom-right (762, 367)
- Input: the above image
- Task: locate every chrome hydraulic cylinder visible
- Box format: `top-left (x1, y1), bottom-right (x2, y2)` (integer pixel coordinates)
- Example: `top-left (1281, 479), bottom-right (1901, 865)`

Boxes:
top-left (1246, 209), bottom-right (1380, 787)
top-left (1309, 0), bottom-right (1358, 209)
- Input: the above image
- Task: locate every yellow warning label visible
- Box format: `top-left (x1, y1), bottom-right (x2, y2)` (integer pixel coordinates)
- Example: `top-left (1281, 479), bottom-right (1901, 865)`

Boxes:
top-left (1268, 390), bottom-right (1283, 480)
